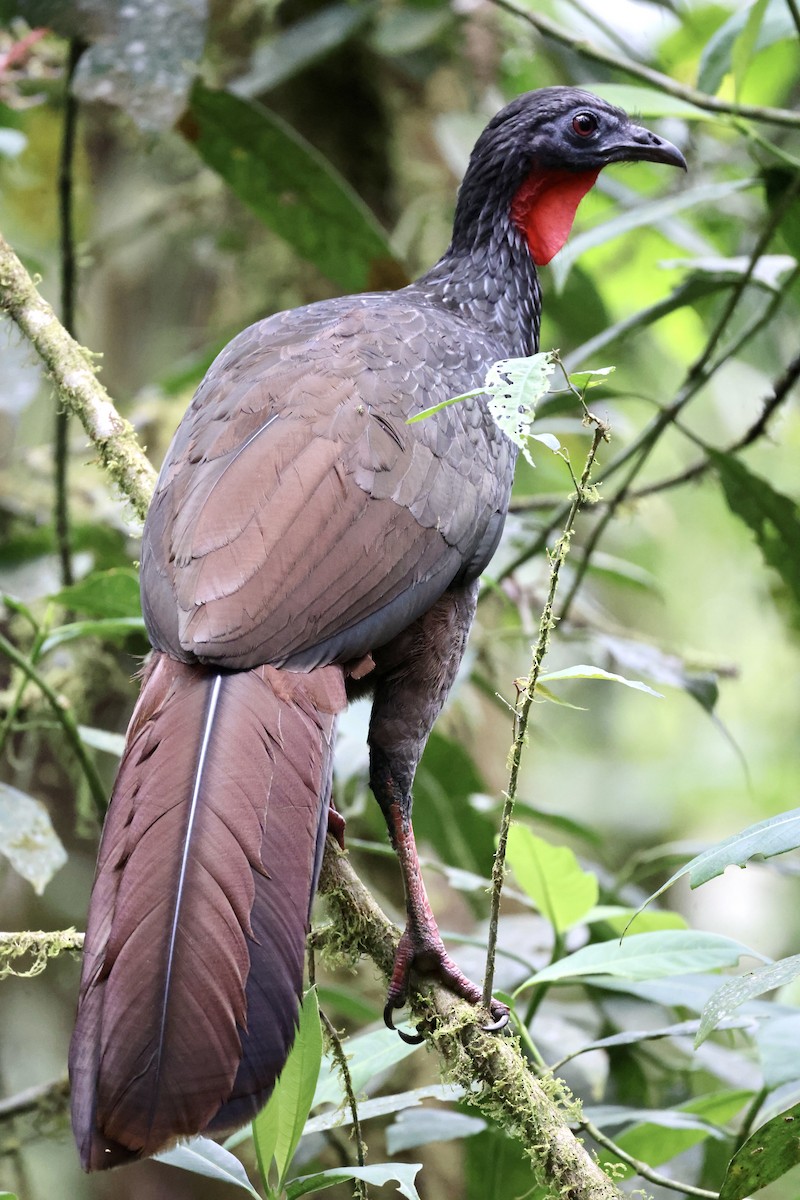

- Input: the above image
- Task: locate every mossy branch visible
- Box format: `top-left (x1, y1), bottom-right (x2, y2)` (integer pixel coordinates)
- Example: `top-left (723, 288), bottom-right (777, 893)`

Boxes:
top-left (318, 843), bottom-right (623, 1200)
top-left (0, 231), bottom-right (156, 522)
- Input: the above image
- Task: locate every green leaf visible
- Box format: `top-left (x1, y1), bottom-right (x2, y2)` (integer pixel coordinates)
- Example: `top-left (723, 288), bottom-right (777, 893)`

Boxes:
top-left (757, 1013), bottom-right (800, 1090)
top-left (49, 568), bottom-right (141, 619)
top-left (155, 1137), bottom-right (260, 1196)
top-left (387, 1109), bottom-right (485, 1154)
top-left (77, 725), bottom-right (126, 758)
top-left (609, 1091), bottom-right (752, 1175)
top-left (710, 451), bottom-right (800, 617)
top-left (40, 617), bottom-right (147, 655)
top-left (484, 353), bottom-right (557, 467)
top-left (586, 905), bottom-right (687, 935)
top-left (537, 664), bottom-right (663, 699)
top-left (699, 0), bottom-right (797, 93)
top-left (506, 825), bottom-right (598, 934)
top-left (185, 83), bottom-right (401, 293)
top-left (255, 988), bottom-right (323, 1189)
top-left (516, 931), bottom-right (764, 991)
top-left (640, 809), bottom-right (800, 913)
top-left (286, 1163), bottom-right (422, 1200)
top-left (230, 4), bottom-right (374, 97)
top-left (732, 0), bottom-right (770, 96)
top-left (0, 782), bottom-right (67, 895)
top-left (551, 178), bottom-right (755, 290)
top-left (313, 1026), bottom-right (422, 1109)
top-left (584, 83), bottom-right (710, 121)
top-left (304, 1084), bottom-right (464, 1137)
top-left (696, 955), bottom-right (800, 1046)
top-left (719, 1102), bottom-right (800, 1200)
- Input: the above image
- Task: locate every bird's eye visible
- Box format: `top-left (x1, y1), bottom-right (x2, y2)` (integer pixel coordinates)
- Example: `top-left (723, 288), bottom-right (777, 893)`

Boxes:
top-left (572, 112), bottom-right (598, 137)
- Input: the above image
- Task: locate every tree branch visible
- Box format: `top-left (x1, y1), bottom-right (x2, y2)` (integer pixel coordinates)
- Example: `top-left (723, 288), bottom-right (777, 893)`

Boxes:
top-left (489, 0), bottom-right (800, 129)
top-left (318, 843), bottom-right (624, 1200)
top-left (0, 231), bottom-right (156, 521)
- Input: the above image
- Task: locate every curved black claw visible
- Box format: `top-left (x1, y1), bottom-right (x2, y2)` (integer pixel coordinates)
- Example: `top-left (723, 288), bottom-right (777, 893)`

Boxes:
top-left (481, 1009), bottom-right (510, 1034)
top-left (384, 1002), bottom-right (425, 1044)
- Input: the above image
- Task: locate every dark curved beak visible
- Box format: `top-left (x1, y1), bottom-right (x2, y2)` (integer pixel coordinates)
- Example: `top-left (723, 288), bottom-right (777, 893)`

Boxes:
top-left (606, 124), bottom-right (687, 171)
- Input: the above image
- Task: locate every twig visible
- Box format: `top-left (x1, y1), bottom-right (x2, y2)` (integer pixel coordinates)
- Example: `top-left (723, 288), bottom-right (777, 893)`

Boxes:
top-left (319, 841), bottom-right (624, 1200)
top-left (319, 1009), bottom-right (368, 1198)
top-left (578, 1115), bottom-right (719, 1199)
top-left (483, 410), bottom-right (608, 1007)
top-left (0, 231), bottom-right (157, 521)
top-left (0, 1077), bottom-right (69, 1124)
top-left (630, 349), bottom-right (800, 501)
top-left (55, 38), bottom-right (85, 588)
top-left (0, 630), bottom-right (106, 817)
top-left (0, 929), bottom-right (84, 980)
top-left (488, 0), bottom-right (800, 129)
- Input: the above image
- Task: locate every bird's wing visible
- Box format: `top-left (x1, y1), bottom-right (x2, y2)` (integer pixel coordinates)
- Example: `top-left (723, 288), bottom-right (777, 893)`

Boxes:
top-left (141, 293), bottom-right (515, 670)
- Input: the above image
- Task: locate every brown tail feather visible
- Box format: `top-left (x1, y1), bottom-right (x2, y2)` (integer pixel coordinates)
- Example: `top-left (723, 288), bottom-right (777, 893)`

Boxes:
top-left (69, 651), bottom-right (345, 1171)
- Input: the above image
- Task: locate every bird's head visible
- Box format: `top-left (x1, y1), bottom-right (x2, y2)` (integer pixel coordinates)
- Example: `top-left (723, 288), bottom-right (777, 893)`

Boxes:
top-left (453, 86), bottom-right (687, 266)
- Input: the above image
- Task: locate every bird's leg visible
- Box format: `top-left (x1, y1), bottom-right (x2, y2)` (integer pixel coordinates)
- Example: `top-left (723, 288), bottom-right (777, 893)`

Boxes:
top-left (368, 584), bottom-right (509, 1040)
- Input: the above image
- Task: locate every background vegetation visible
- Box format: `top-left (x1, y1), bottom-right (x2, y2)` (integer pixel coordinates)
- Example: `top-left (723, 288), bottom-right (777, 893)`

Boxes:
top-left (1, 0), bottom-right (799, 1197)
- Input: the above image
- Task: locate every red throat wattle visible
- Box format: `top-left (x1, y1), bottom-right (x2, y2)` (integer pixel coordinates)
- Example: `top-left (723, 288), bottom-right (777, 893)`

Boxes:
top-left (511, 167), bottom-right (600, 266)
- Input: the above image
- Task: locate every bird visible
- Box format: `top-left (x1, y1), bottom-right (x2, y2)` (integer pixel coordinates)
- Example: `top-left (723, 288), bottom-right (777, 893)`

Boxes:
top-left (69, 86), bottom-right (686, 1171)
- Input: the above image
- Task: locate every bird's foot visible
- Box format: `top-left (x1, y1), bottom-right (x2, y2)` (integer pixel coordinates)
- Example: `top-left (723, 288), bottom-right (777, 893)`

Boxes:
top-left (327, 805), bottom-right (346, 849)
top-left (383, 926), bottom-right (510, 1044)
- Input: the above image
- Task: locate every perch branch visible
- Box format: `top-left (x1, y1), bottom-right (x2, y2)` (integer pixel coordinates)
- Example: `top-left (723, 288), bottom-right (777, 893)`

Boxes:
top-left (0, 231), bottom-right (156, 521)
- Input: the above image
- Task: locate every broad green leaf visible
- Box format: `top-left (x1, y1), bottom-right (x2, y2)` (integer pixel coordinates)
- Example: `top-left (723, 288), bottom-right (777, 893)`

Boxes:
top-left (304, 1084), bottom-right (464, 1137)
top-left (78, 725), bottom-right (126, 758)
top-left (230, 3), bottom-right (373, 97)
top-left (697, 955), bottom-right (800, 1046)
top-left (517, 931), bottom-right (764, 991)
top-left (586, 905), bottom-right (687, 935)
top-left (312, 1026), bottom-right (422, 1108)
top-left (757, 1013), bottom-right (800, 1090)
top-left (567, 275), bottom-right (733, 366)
top-left (732, 0), bottom-right (770, 96)
top-left (719, 1102), bottom-right (800, 1199)
top-left (485, 353), bottom-right (557, 467)
top-left (50, 568), bottom-right (141, 619)
top-left (584, 83), bottom-right (710, 121)
top-left (506, 825), bottom-right (598, 934)
top-left (551, 178), bottom-right (755, 289)
top-left (0, 783), bottom-right (66, 895)
top-left (562, 1016), bottom-right (750, 1064)
top-left (155, 1137), bottom-right (260, 1196)
top-left (286, 1163), bottom-right (422, 1200)
top-left (639, 809), bottom-right (800, 913)
top-left (699, 0), bottom-right (797, 93)
top-left (185, 83), bottom-right (401, 293)
top-left (414, 731), bottom-right (494, 875)
top-left (611, 1091), bottom-right (752, 1175)
top-left (661, 253), bottom-right (797, 291)
top-left (387, 1108), bottom-right (485, 1154)
top-left (711, 451), bottom-right (800, 617)
top-left (254, 988), bottom-right (323, 1188)
top-left (537, 664), bottom-right (662, 699)
top-left (40, 617), bottom-right (147, 655)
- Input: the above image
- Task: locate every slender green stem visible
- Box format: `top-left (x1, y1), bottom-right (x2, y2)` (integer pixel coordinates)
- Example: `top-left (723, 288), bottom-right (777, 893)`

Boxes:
top-left (0, 630), bottom-right (106, 817)
top-left (489, 0), bottom-right (800, 129)
top-left (733, 1086), bottom-right (768, 1153)
top-left (578, 1115), bottom-right (719, 1199)
top-left (55, 39), bottom-right (84, 588)
top-left (482, 417), bottom-right (608, 1008)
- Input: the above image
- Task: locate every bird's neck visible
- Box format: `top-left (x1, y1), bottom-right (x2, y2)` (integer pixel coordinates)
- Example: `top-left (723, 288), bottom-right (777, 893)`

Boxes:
top-left (413, 219), bottom-right (542, 359)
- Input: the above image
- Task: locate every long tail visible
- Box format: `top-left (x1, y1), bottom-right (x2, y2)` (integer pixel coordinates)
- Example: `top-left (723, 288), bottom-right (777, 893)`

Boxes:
top-left (69, 651), bottom-right (346, 1171)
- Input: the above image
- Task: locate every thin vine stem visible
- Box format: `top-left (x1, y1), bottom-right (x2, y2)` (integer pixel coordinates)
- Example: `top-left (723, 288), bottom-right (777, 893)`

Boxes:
top-left (578, 1115), bottom-right (719, 1199)
top-left (482, 403), bottom-right (609, 1008)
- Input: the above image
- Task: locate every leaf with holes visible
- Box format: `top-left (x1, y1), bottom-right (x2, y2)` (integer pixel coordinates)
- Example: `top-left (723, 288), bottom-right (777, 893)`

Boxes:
top-left (484, 353), bottom-right (557, 466)
top-left (719, 1102), bottom-right (800, 1200)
